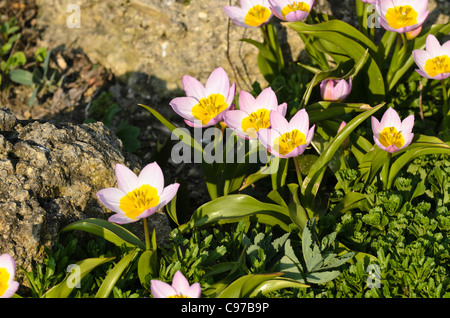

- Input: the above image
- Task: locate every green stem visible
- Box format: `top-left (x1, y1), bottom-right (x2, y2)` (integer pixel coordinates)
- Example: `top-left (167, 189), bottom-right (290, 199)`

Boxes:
top-left (442, 79), bottom-right (449, 125)
top-left (143, 217), bottom-right (150, 251)
top-left (293, 156), bottom-right (303, 186)
top-left (381, 152), bottom-right (392, 191)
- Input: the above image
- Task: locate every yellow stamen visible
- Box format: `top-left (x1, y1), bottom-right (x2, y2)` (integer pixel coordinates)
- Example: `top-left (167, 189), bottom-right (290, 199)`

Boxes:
top-left (244, 5), bottom-right (271, 27)
top-left (168, 294), bottom-right (189, 298)
top-left (0, 268), bottom-right (10, 296)
top-left (191, 93), bottom-right (228, 125)
top-left (378, 127), bottom-right (405, 149)
top-left (281, 1), bottom-right (310, 18)
top-left (119, 184), bottom-right (160, 220)
top-left (385, 5), bottom-right (418, 29)
top-left (241, 109), bottom-right (271, 138)
top-left (273, 129), bottom-right (306, 156)
top-left (424, 55), bottom-right (450, 77)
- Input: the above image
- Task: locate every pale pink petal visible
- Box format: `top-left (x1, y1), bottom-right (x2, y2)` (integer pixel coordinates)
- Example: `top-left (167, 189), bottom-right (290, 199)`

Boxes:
top-left (426, 34), bottom-right (442, 57)
top-left (137, 162), bottom-right (164, 194)
top-left (186, 283), bottom-right (202, 298)
top-left (402, 132), bottom-right (414, 148)
top-left (224, 109), bottom-right (250, 133)
top-left (306, 124), bottom-right (315, 145)
top-left (169, 96), bottom-right (199, 122)
top-left (182, 75), bottom-right (206, 100)
top-left (289, 109), bottom-right (310, 135)
top-left (412, 49), bottom-right (432, 71)
top-left (115, 164), bottom-right (138, 193)
top-left (401, 114), bottom-right (415, 134)
top-left (151, 279), bottom-right (177, 298)
top-left (96, 188), bottom-right (126, 213)
top-left (238, 90), bottom-right (258, 114)
top-left (415, 68), bottom-right (433, 79)
top-left (257, 128), bottom-right (280, 155)
top-left (380, 107), bottom-right (402, 130)
top-left (255, 87), bottom-right (279, 110)
top-left (136, 207), bottom-right (158, 219)
top-left (172, 271), bottom-right (192, 295)
top-left (285, 10), bottom-right (310, 22)
top-left (269, 110), bottom-right (290, 134)
top-left (157, 183), bottom-right (180, 208)
top-left (1, 281), bottom-right (19, 298)
top-left (108, 212), bottom-right (135, 225)
top-left (371, 116), bottom-right (381, 136)
top-left (226, 82), bottom-right (237, 106)
top-left (0, 254), bottom-right (16, 277)
top-left (205, 67), bottom-right (230, 97)
top-left (277, 102), bottom-right (287, 117)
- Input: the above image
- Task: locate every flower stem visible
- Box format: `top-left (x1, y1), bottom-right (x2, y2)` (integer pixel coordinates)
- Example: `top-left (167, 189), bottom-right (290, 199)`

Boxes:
top-left (293, 157), bottom-right (303, 186)
top-left (143, 217), bottom-right (151, 251)
top-left (381, 152), bottom-right (392, 191)
top-left (441, 80), bottom-right (449, 137)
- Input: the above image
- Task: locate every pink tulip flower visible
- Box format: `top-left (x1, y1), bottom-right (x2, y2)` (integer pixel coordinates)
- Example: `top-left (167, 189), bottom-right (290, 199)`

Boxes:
top-left (258, 109), bottom-right (315, 158)
top-left (151, 270), bottom-right (201, 298)
top-left (376, 0), bottom-right (429, 33)
top-left (371, 107), bottom-right (414, 153)
top-left (0, 253), bottom-right (19, 298)
top-left (169, 67), bottom-right (236, 128)
top-left (96, 163), bottom-right (179, 224)
top-left (413, 34), bottom-right (450, 80)
top-left (224, 0), bottom-right (272, 28)
top-left (268, 0), bottom-right (315, 22)
top-left (224, 87), bottom-right (287, 139)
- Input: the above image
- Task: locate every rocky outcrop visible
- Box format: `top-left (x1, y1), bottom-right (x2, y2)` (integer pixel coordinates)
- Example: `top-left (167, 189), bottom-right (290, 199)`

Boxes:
top-left (34, 0), bottom-right (449, 105)
top-left (0, 108), bottom-right (171, 277)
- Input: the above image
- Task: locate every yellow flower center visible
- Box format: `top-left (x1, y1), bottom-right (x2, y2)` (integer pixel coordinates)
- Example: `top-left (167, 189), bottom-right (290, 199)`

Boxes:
top-left (424, 55), bottom-right (450, 77)
top-left (241, 109), bottom-right (271, 138)
top-left (273, 129), bottom-right (306, 156)
top-left (378, 127), bottom-right (405, 149)
top-left (191, 93), bottom-right (228, 125)
top-left (168, 294), bottom-right (189, 298)
top-left (244, 5), bottom-right (271, 27)
top-left (0, 268), bottom-right (10, 297)
top-left (281, 1), bottom-right (310, 18)
top-left (119, 184), bottom-right (160, 220)
top-left (385, 5), bottom-right (418, 29)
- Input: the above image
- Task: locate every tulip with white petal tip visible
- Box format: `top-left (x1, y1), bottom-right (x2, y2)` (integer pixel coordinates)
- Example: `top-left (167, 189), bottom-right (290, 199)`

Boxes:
top-left (224, 87), bottom-right (287, 139)
top-left (96, 163), bottom-right (179, 224)
top-left (258, 109), bottom-right (315, 158)
top-left (169, 67), bottom-right (236, 128)
top-left (413, 34), bottom-right (450, 81)
top-left (268, 0), bottom-right (315, 22)
top-left (376, 0), bottom-right (429, 34)
top-left (151, 270), bottom-right (201, 298)
top-left (0, 253), bottom-right (19, 298)
top-left (224, 0), bottom-right (272, 28)
top-left (371, 107), bottom-right (414, 153)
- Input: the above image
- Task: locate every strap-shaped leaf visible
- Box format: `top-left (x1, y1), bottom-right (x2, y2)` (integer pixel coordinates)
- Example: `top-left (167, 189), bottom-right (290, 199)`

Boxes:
top-left (178, 194), bottom-right (292, 233)
top-left (61, 218), bottom-right (145, 250)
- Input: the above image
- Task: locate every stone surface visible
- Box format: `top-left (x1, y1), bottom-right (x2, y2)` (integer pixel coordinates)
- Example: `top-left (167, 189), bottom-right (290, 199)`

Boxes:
top-left (0, 107), bottom-right (171, 279)
top-left (34, 0), bottom-right (449, 105)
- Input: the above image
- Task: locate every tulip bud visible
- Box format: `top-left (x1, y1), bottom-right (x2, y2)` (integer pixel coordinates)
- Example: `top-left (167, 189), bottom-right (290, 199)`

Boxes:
top-left (406, 25), bottom-right (422, 40)
top-left (320, 78), bottom-right (352, 102)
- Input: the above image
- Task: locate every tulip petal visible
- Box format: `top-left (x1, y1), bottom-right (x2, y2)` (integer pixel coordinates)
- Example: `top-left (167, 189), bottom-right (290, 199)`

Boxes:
top-left (401, 114), bottom-right (415, 134)
top-left (205, 67), bottom-right (230, 97)
top-left (238, 90), bottom-right (258, 113)
top-left (269, 111), bottom-right (289, 134)
top-left (151, 280), bottom-right (177, 298)
top-left (108, 213), bottom-right (134, 225)
top-left (182, 75), bottom-right (206, 100)
top-left (169, 96), bottom-right (199, 122)
top-left (115, 164), bottom-right (138, 193)
top-left (380, 107), bottom-right (402, 130)
top-left (137, 162), bottom-right (165, 194)
top-left (256, 87), bottom-right (278, 110)
top-left (172, 271), bottom-right (191, 295)
top-left (289, 109), bottom-right (309, 135)
top-left (157, 183), bottom-right (180, 208)
top-left (371, 116), bottom-right (381, 136)
top-left (96, 188), bottom-right (126, 214)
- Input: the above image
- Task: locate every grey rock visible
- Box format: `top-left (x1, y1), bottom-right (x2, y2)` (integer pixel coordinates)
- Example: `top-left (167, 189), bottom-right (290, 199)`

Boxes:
top-left (0, 108), bottom-right (172, 282)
